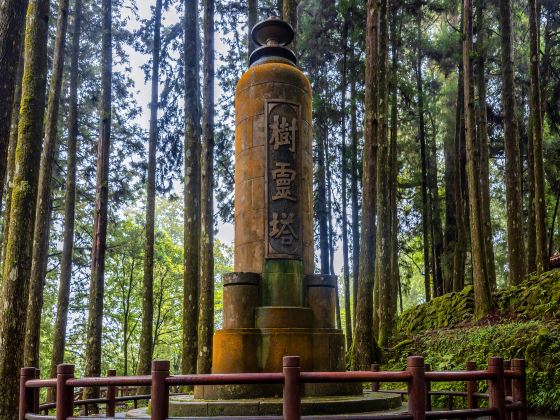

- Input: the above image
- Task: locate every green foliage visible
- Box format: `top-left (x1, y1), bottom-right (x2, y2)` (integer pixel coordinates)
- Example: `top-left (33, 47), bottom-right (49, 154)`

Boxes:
top-left (39, 198), bottom-right (233, 377)
top-left (388, 269), bottom-right (560, 413)
top-left (385, 321), bottom-right (560, 413)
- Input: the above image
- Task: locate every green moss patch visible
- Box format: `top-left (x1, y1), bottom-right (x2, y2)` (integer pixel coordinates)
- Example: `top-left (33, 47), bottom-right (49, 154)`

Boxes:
top-left (387, 269), bottom-right (560, 413)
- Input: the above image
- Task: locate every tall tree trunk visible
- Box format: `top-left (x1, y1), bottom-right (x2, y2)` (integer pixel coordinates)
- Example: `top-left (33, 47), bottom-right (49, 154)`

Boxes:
top-left (1, 43), bottom-right (25, 267)
top-left (350, 60), bottom-right (360, 323)
top-left (182, 0), bottom-right (201, 379)
top-left (475, 0), bottom-right (496, 289)
top-left (528, 0), bottom-right (547, 273)
top-left (453, 67), bottom-right (467, 292)
top-left (84, 0), bottom-right (112, 404)
top-left (197, 0), bottom-right (215, 375)
top-left (316, 116), bottom-right (330, 275)
top-left (464, 0), bottom-right (493, 317)
top-left (282, 0), bottom-right (297, 53)
top-left (375, 0), bottom-right (394, 346)
top-left (0, 0), bottom-right (28, 210)
top-left (498, 0), bottom-right (527, 285)
top-left (443, 96), bottom-right (458, 295)
top-left (248, 0), bottom-right (257, 59)
top-left (48, 0), bottom-right (82, 400)
top-left (24, 0), bottom-right (70, 368)
top-left (389, 1), bottom-right (400, 318)
top-left (428, 119), bottom-right (444, 297)
top-left (0, 0), bottom-right (50, 416)
top-left (352, 0), bottom-right (380, 370)
top-left (137, 0), bottom-right (162, 385)
top-left (416, 8), bottom-right (431, 302)
top-left (326, 131), bottom-right (335, 277)
top-left (549, 190), bottom-right (560, 256)
top-left (340, 18), bottom-right (352, 349)
top-left (527, 114), bottom-right (536, 273)
top-left (325, 132), bottom-right (341, 328)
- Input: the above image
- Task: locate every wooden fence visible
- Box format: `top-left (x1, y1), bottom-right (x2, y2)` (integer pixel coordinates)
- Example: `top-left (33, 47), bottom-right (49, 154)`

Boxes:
top-left (19, 355), bottom-right (527, 420)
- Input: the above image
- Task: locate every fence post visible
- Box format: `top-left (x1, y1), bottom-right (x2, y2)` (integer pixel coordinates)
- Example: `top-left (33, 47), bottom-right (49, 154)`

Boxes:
top-left (512, 359), bottom-right (527, 420)
top-left (466, 361), bottom-right (477, 409)
top-left (488, 357), bottom-right (506, 420)
top-left (425, 363), bottom-right (432, 412)
top-left (407, 356), bottom-right (426, 420)
top-left (283, 356), bottom-right (301, 420)
top-left (504, 360), bottom-right (512, 399)
top-left (106, 369), bottom-right (116, 417)
top-left (34, 368), bottom-right (41, 414)
top-left (151, 360), bottom-right (169, 420)
top-left (56, 364), bottom-right (75, 420)
top-left (19, 367), bottom-right (36, 420)
top-left (371, 363), bottom-right (380, 392)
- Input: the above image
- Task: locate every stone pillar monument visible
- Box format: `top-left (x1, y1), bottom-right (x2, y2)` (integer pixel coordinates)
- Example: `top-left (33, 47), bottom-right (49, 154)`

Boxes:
top-left (196, 17), bottom-right (357, 400)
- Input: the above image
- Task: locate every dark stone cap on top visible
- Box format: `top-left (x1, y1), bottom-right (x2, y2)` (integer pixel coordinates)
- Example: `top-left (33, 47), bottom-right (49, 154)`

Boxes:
top-left (249, 17), bottom-right (297, 66)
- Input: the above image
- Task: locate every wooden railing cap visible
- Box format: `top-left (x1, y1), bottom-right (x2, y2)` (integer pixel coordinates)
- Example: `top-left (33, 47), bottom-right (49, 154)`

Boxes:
top-left (57, 364), bottom-right (74, 374)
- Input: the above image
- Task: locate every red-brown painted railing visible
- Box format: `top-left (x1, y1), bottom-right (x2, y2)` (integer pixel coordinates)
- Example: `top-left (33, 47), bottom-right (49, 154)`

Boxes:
top-left (19, 355), bottom-right (527, 420)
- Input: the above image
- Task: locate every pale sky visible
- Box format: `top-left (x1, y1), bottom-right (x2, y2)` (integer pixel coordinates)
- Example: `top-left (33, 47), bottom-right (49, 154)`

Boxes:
top-left (123, 1), bottom-right (344, 275)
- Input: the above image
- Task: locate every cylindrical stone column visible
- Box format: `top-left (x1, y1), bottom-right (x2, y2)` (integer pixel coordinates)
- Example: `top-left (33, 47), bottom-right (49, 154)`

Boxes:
top-left (234, 18), bottom-right (314, 282)
top-left (222, 272), bottom-right (260, 328)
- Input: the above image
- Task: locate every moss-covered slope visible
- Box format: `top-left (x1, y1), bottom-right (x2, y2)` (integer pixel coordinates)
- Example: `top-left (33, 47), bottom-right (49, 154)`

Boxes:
top-left (387, 269), bottom-right (560, 413)
top-left (396, 269), bottom-right (560, 337)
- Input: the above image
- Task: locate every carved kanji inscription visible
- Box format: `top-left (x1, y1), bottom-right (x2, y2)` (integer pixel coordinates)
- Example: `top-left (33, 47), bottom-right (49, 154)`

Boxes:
top-left (266, 101), bottom-right (302, 258)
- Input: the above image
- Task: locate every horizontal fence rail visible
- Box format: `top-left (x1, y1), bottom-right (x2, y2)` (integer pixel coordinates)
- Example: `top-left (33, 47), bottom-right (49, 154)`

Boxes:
top-left (19, 355), bottom-right (527, 420)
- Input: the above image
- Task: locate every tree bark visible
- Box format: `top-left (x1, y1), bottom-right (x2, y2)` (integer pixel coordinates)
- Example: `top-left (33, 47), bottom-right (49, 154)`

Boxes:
top-left (350, 59), bottom-right (360, 323)
top-left (48, 0), bottom-right (82, 400)
top-left (316, 115), bottom-right (330, 275)
top-left (137, 0), bottom-right (162, 386)
top-left (0, 0), bottom-right (50, 416)
top-left (325, 132), bottom-right (341, 328)
top-left (375, 0), bottom-right (394, 346)
top-left (389, 1), bottom-right (400, 319)
top-left (248, 0), bottom-right (257, 59)
top-left (527, 113), bottom-right (536, 273)
top-left (352, 0), bottom-right (380, 370)
top-left (498, 0), bottom-right (527, 285)
top-left (282, 0), bottom-right (297, 53)
top-left (182, 0), bottom-right (201, 379)
top-left (340, 17), bottom-right (352, 349)
top-left (197, 0), bottom-right (215, 375)
top-left (0, 0), bottom-right (28, 210)
top-left (416, 7), bottom-right (432, 302)
top-left (84, 0), bottom-right (112, 404)
top-left (1, 42), bottom-right (25, 267)
top-left (475, 0), bottom-right (496, 290)
top-left (24, 0), bottom-right (70, 368)
top-left (428, 119), bottom-right (444, 297)
top-left (528, 0), bottom-right (548, 273)
top-left (453, 64), bottom-right (467, 292)
top-left (464, 0), bottom-right (493, 317)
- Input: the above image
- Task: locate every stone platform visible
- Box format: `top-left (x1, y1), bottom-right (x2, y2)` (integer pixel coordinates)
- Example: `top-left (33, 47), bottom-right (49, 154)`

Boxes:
top-left (125, 391), bottom-right (402, 418)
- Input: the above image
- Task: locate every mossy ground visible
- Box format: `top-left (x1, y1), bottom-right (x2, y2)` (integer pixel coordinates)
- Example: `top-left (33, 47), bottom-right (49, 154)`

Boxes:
top-left (384, 269), bottom-right (560, 414)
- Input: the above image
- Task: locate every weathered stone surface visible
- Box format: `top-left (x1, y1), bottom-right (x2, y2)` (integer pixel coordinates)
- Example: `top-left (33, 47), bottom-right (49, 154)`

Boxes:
top-left (307, 287), bottom-right (336, 328)
top-left (234, 60), bottom-right (314, 275)
top-left (164, 393), bottom-right (402, 417)
top-left (223, 283), bottom-right (259, 329)
top-left (255, 306), bottom-right (313, 328)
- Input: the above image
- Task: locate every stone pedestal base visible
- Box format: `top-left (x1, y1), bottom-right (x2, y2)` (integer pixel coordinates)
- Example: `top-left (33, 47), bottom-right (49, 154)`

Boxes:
top-left (195, 327), bottom-right (361, 400)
